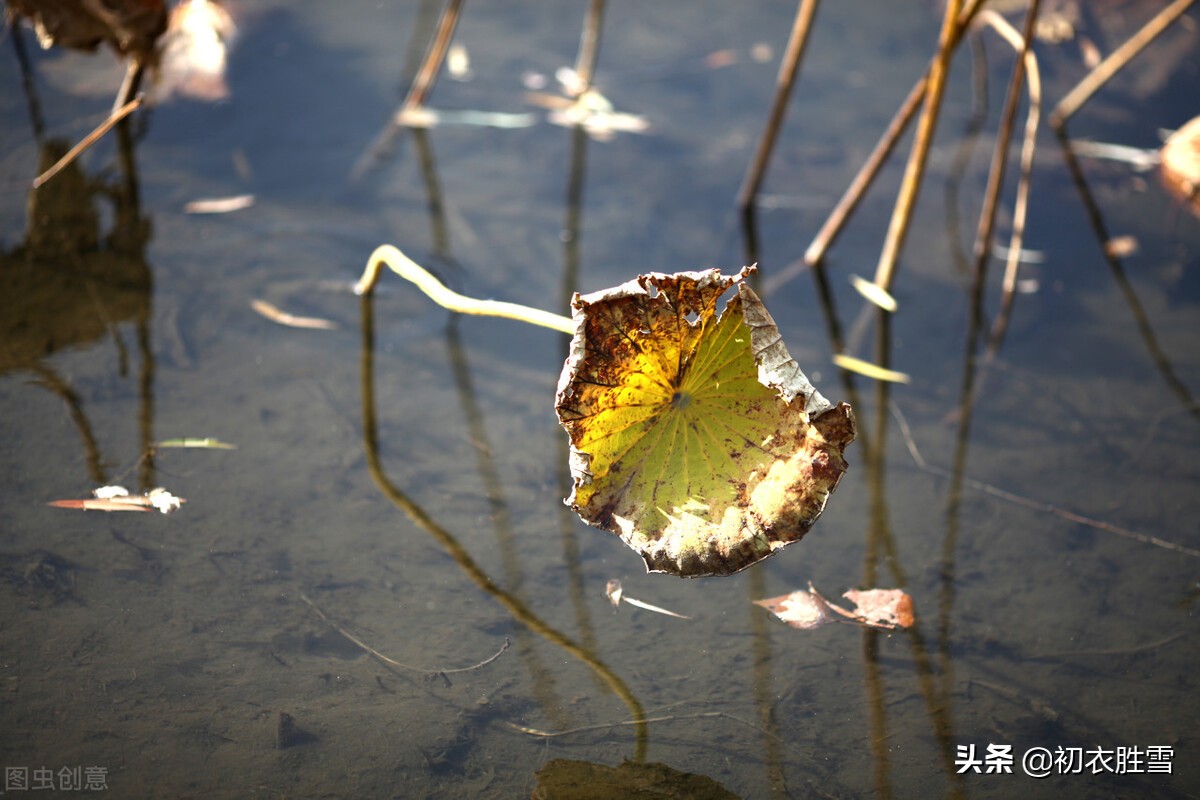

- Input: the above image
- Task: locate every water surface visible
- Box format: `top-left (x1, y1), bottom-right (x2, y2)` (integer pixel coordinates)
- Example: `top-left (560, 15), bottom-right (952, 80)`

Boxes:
top-left (1, 2), bottom-right (1197, 797)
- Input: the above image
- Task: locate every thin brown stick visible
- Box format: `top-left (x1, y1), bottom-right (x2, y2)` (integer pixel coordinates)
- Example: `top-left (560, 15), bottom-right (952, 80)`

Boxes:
top-left (349, 0), bottom-right (465, 180)
top-left (736, 0), bottom-right (820, 213)
top-left (803, 0), bottom-right (987, 269)
top-left (299, 593), bottom-right (510, 676)
top-left (890, 404), bottom-right (1200, 558)
top-left (968, 3), bottom-right (1040, 271)
top-left (403, 0), bottom-right (464, 111)
top-left (982, 11), bottom-right (1042, 357)
top-left (870, 0), bottom-right (963, 295)
top-left (31, 94), bottom-right (144, 189)
top-left (1049, 0), bottom-right (1196, 129)
top-left (804, 74), bottom-right (922, 269)
top-left (571, 0), bottom-right (606, 95)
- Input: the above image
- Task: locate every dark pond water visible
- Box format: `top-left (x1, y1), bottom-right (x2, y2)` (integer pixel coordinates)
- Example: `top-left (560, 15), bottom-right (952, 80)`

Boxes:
top-left (2, 2), bottom-right (1198, 798)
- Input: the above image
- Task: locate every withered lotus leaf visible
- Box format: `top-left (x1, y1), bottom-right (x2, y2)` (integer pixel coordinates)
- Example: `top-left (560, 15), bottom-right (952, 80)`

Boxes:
top-left (554, 266), bottom-right (855, 577)
top-left (842, 588), bottom-right (915, 629)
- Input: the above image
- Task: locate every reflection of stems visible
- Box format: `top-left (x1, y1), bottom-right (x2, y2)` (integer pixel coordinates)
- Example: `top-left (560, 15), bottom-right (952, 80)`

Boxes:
top-left (1055, 131), bottom-right (1200, 423)
top-left (980, 12), bottom-right (1042, 360)
top-left (956, 7), bottom-right (1040, 424)
top-left (1049, 0), bottom-right (1196, 129)
top-left (355, 244), bottom-right (574, 333)
top-left (31, 364), bottom-right (108, 485)
top-left (736, 0), bottom-right (821, 214)
top-left (862, 632), bottom-right (891, 798)
top-left (942, 33), bottom-right (988, 277)
top-left (858, 312), bottom-right (964, 797)
top-left (747, 566), bottom-right (787, 799)
top-left (358, 294), bottom-right (647, 758)
top-left (967, 4), bottom-right (1040, 281)
top-left (118, 115), bottom-right (156, 491)
top-left (410, 128), bottom-right (451, 258)
top-left (10, 25), bottom-right (46, 140)
top-left (444, 321), bottom-right (569, 727)
top-left (136, 315), bottom-right (156, 491)
top-left (350, 0), bottom-right (463, 180)
top-left (861, 321), bottom-right (893, 799)
top-left (739, 0), bottom-right (820, 270)
top-left (559, 122), bottom-right (601, 659)
top-left (808, 257), bottom-right (872, 455)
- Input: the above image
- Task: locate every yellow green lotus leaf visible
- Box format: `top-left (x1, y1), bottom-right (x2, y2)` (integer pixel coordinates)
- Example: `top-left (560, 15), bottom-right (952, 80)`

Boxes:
top-left (554, 266), bottom-right (855, 577)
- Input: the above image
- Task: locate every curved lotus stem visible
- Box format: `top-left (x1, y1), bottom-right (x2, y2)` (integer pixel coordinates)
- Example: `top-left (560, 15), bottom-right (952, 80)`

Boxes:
top-left (355, 244), bottom-right (575, 334)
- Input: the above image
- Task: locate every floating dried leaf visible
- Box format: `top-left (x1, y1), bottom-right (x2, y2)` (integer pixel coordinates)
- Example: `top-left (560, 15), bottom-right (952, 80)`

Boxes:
top-left (48, 486), bottom-right (186, 514)
top-left (842, 588), bottom-right (915, 630)
top-left (756, 583), bottom-right (914, 631)
top-left (251, 299), bottom-right (337, 330)
top-left (156, 437), bottom-right (237, 449)
top-left (831, 354), bottom-right (911, 384)
top-left (184, 194), bottom-right (254, 214)
top-left (753, 583), bottom-right (834, 630)
top-left (850, 274), bottom-right (898, 312)
top-left (555, 266), bottom-right (855, 577)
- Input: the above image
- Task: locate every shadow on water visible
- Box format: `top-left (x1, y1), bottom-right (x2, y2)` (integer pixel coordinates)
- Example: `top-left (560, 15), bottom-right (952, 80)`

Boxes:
top-left (358, 290), bottom-right (649, 759)
top-left (0, 122), bottom-right (155, 490)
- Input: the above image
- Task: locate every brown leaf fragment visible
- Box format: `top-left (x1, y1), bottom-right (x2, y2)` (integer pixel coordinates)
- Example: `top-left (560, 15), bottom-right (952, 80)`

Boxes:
top-left (753, 583), bottom-right (835, 630)
top-left (251, 299), bottom-right (338, 330)
top-left (842, 588), bottom-right (915, 630)
top-left (605, 579), bottom-right (623, 609)
top-left (755, 583), bottom-right (914, 631)
top-left (6, 0), bottom-right (166, 58)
